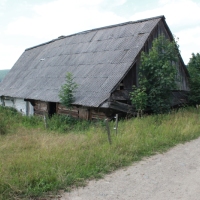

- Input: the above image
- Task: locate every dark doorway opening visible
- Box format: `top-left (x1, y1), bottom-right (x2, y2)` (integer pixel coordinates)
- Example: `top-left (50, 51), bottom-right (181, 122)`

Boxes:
top-left (48, 102), bottom-right (57, 116)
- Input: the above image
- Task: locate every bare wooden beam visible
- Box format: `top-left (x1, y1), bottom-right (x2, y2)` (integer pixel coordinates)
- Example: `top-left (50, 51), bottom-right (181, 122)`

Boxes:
top-left (109, 101), bottom-right (136, 115)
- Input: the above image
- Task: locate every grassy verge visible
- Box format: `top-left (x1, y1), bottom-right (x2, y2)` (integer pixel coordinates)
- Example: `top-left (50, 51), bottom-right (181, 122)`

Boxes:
top-left (1, 107), bottom-right (200, 199)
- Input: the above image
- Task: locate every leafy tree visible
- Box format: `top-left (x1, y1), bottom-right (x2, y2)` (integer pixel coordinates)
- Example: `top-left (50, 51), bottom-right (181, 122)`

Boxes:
top-left (132, 34), bottom-right (179, 114)
top-left (130, 85), bottom-right (147, 117)
top-left (59, 72), bottom-right (78, 109)
top-left (187, 53), bottom-right (200, 105)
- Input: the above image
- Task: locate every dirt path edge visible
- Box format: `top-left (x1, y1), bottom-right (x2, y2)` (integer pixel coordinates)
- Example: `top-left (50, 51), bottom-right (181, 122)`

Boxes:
top-left (61, 137), bottom-right (200, 200)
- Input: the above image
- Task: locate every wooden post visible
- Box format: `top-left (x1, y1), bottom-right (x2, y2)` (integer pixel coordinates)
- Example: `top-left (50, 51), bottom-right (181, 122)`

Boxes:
top-left (44, 115), bottom-right (48, 129)
top-left (105, 119), bottom-right (112, 145)
top-left (114, 114), bottom-right (118, 135)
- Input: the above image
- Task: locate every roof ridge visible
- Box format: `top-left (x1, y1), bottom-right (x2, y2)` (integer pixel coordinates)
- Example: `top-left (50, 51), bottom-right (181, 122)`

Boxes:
top-left (25, 15), bottom-right (165, 51)
top-left (77, 15), bottom-right (165, 35)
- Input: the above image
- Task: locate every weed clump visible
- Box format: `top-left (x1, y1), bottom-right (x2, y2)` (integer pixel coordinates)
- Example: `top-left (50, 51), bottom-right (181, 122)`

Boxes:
top-left (0, 118), bottom-right (7, 135)
top-left (47, 114), bottom-right (91, 133)
top-left (0, 106), bottom-right (15, 135)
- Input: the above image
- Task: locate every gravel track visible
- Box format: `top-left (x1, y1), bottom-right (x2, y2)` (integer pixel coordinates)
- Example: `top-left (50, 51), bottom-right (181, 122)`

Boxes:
top-left (61, 137), bottom-right (200, 200)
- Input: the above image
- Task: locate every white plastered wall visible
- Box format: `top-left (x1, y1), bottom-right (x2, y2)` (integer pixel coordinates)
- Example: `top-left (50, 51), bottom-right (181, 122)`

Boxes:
top-left (0, 97), bottom-right (34, 116)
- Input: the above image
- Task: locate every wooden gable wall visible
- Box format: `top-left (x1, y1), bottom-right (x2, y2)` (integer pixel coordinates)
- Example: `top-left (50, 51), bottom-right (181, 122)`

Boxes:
top-left (110, 19), bottom-right (189, 109)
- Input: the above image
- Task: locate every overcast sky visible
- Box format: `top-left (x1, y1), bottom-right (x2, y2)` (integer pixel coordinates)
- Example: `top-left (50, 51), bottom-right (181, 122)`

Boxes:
top-left (0, 0), bottom-right (200, 70)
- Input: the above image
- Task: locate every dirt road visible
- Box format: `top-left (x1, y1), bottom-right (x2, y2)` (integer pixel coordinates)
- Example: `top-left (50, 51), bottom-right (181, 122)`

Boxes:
top-left (61, 137), bottom-right (200, 200)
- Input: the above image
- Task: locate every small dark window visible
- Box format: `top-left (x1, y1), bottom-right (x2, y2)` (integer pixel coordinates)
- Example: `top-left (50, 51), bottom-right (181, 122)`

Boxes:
top-left (120, 81), bottom-right (124, 90)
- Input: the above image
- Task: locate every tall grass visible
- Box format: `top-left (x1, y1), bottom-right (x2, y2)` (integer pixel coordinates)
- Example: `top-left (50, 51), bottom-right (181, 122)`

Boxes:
top-left (1, 106), bottom-right (200, 199)
top-left (47, 114), bottom-right (92, 133)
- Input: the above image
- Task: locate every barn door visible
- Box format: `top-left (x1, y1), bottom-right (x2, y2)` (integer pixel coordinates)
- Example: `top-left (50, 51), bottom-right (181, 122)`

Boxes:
top-left (48, 102), bottom-right (57, 116)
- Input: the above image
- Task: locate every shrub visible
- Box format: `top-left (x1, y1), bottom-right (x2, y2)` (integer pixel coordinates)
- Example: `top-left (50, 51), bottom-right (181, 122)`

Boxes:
top-left (136, 35), bottom-right (179, 113)
top-left (130, 85), bottom-right (148, 116)
top-left (187, 53), bottom-right (200, 105)
top-left (0, 117), bottom-right (8, 135)
top-left (47, 114), bottom-right (91, 133)
top-left (21, 115), bottom-right (43, 128)
top-left (59, 73), bottom-right (78, 109)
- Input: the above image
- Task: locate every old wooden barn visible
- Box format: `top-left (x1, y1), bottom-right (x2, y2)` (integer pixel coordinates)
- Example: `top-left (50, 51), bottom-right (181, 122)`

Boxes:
top-left (0, 15), bottom-right (189, 119)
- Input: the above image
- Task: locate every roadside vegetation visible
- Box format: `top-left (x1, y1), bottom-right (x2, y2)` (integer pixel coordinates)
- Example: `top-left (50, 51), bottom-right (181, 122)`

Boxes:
top-left (187, 53), bottom-right (200, 105)
top-left (1, 106), bottom-right (200, 199)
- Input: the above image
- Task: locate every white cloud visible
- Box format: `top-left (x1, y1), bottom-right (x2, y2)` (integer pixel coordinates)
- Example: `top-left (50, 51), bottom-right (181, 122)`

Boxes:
top-left (176, 26), bottom-right (200, 64)
top-left (130, 0), bottom-right (200, 30)
top-left (0, 0), bottom-right (7, 6)
top-left (0, 43), bottom-right (24, 69)
top-left (0, 0), bottom-right (7, 15)
top-left (5, 0), bottom-right (125, 40)
top-left (112, 0), bottom-right (127, 6)
top-left (158, 0), bottom-right (172, 4)
top-left (129, 0), bottom-right (200, 64)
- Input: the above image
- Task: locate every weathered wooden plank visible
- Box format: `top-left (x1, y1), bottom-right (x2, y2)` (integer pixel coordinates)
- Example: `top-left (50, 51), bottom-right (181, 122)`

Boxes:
top-left (91, 115), bottom-right (106, 120)
top-left (123, 64), bottom-right (137, 90)
top-left (90, 109), bottom-right (107, 120)
top-left (34, 110), bottom-right (48, 116)
top-left (57, 107), bottom-right (79, 113)
top-left (171, 90), bottom-right (188, 106)
top-left (33, 100), bottom-right (49, 116)
top-left (57, 110), bottom-right (79, 118)
top-left (111, 90), bottom-right (130, 101)
top-left (57, 103), bottom-right (79, 112)
top-left (79, 108), bottom-right (89, 120)
top-left (109, 101), bottom-right (136, 115)
top-left (91, 110), bottom-right (106, 116)
top-left (34, 101), bottom-right (48, 111)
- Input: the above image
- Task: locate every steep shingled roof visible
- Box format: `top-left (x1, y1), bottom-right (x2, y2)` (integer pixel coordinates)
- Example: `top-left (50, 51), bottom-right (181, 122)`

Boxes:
top-left (0, 16), bottom-right (165, 107)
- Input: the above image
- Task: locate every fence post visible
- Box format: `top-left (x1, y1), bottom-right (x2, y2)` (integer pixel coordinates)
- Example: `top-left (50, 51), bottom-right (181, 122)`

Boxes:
top-left (44, 115), bottom-right (48, 129)
top-left (105, 119), bottom-right (112, 145)
top-left (114, 114), bottom-right (118, 135)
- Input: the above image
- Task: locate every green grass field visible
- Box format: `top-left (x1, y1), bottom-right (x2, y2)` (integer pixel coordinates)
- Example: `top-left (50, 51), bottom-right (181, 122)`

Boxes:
top-left (1, 106), bottom-right (200, 199)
